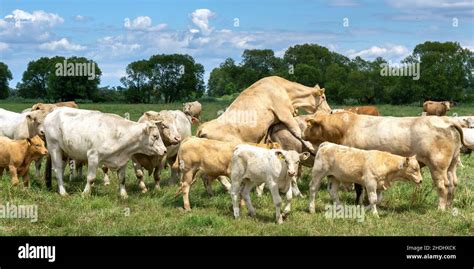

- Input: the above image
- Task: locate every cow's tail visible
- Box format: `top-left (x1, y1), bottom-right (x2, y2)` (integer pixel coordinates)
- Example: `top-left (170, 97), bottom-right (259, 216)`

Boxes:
top-left (451, 123), bottom-right (468, 149)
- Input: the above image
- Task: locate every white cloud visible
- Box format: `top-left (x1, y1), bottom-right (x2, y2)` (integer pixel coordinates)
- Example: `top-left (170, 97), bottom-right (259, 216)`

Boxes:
top-left (387, 0), bottom-right (474, 19)
top-left (327, 0), bottom-right (360, 7)
top-left (38, 38), bottom-right (86, 51)
top-left (388, 0), bottom-right (473, 9)
top-left (190, 9), bottom-right (215, 36)
top-left (347, 45), bottom-right (410, 60)
top-left (0, 9), bottom-right (64, 43)
top-left (124, 16), bottom-right (167, 31)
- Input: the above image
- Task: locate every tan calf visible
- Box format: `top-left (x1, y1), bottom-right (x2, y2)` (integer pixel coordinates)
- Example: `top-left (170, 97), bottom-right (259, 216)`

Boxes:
top-left (0, 136), bottom-right (48, 186)
top-left (423, 101), bottom-right (450, 116)
top-left (309, 142), bottom-right (422, 216)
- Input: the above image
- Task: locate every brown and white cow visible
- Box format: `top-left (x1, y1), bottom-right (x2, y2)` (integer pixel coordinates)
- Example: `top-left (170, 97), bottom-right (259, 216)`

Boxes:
top-left (423, 101), bottom-right (451, 116)
top-left (196, 76), bottom-right (331, 153)
top-left (0, 136), bottom-right (48, 187)
top-left (304, 112), bottom-right (466, 210)
top-left (344, 106), bottom-right (380, 116)
top-left (31, 101), bottom-right (79, 112)
top-left (309, 142), bottom-right (422, 216)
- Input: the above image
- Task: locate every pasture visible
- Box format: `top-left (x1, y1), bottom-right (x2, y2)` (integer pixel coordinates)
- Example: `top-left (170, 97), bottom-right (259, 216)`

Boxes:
top-left (0, 101), bottom-right (473, 236)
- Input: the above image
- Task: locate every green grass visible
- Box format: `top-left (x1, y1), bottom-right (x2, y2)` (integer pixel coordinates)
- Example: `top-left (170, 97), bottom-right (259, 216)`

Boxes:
top-left (0, 102), bottom-right (473, 236)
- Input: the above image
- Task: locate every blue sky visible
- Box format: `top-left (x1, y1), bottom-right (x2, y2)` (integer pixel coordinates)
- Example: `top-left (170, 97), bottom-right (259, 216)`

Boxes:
top-left (0, 0), bottom-right (473, 87)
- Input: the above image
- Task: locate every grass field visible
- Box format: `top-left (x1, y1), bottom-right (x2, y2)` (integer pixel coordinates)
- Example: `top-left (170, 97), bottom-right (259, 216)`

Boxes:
top-left (0, 101), bottom-right (473, 236)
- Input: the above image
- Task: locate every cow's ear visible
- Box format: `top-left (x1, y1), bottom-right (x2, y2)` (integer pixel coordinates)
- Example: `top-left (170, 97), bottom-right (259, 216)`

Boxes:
top-left (300, 152), bottom-right (310, 161)
top-left (320, 88), bottom-right (325, 95)
top-left (306, 118), bottom-right (319, 127)
top-left (26, 114), bottom-right (35, 122)
top-left (403, 157), bottom-right (411, 167)
top-left (26, 138), bottom-right (32, 145)
top-left (191, 117), bottom-right (200, 124)
top-left (275, 150), bottom-right (285, 160)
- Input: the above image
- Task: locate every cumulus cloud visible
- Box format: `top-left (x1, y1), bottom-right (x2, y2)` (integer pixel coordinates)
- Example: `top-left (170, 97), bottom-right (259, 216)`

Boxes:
top-left (0, 9), bottom-right (64, 43)
top-left (124, 16), bottom-right (167, 31)
top-left (387, 0), bottom-right (474, 19)
top-left (347, 45), bottom-right (410, 60)
top-left (38, 38), bottom-right (86, 51)
top-left (190, 9), bottom-right (215, 36)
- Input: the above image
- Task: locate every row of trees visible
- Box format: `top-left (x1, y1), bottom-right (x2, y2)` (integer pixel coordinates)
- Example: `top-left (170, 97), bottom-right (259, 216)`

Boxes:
top-left (208, 42), bottom-right (474, 104)
top-left (1, 41), bottom-right (473, 104)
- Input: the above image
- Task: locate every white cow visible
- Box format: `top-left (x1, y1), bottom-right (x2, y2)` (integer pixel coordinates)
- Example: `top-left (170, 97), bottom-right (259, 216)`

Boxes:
top-left (463, 128), bottom-right (474, 150)
top-left (230, 144), bottom-right (309, 224)
top-left (44, 107), bottom-right (167, 197)
top-left (0, 108), bottom-right (48, 139)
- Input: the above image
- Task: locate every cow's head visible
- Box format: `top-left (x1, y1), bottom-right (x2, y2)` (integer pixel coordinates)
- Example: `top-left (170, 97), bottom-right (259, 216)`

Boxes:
top-left (143, 111), bottom-right (181, 145)
top-left (442, 101), bottom-right (451, 111)
top-left (27, 135), bottom-right (48, 157)
top-left (141, 122), bottom-right (167, 156)
top-left (25, 109), bottom-right (49, 138)
top-left (301, 85), bottom-right (331, 114)
top-left (274, 150), bottom-right (310, 191)
top-left (398, 155), bottom-right (422, 185)
top-left (31, 103), bottom-right (56, 112)
top-left (183, 101), bottom-right (200, 117)
top-left (304, 112), bottom-right (350, 146)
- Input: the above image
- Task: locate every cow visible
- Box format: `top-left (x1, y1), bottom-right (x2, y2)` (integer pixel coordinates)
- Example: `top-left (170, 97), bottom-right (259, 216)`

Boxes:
top-left (344, 106), bottom-right (380, 116)
top-left (423, 101), bottom-right (451, 116)
top-left (31, 101), bottom-right (79, 112)
top-left (230, 144), bottom-right (310, 224)
top-left (450, 116), bottom-right (474, 128)
top-left (44, 107), bottom-right (167, 198)
top-left (183, 101), bottom-right (202, 123)
top-left (304, 111), bottom-right (466, 210)
top-left (0, 108), bottom-right (48, 139)
top-left (129, 110), bottom-right (191, 192)
top-left (308, 142), bottom-right (422, 216)
top-left (196, 76), bottom-right (331, 153)
top-left (462, 128), bottom-right (474, 151)
top-left (0, 136), bottom-right (48, 187)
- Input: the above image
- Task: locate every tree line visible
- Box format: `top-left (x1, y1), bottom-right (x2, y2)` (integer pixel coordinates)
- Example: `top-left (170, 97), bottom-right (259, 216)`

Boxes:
top-left (1, 41), bottom-right (472, 104)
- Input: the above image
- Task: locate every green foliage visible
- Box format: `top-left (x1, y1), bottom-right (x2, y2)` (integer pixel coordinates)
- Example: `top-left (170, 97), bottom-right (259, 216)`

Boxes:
top-left (120, 54), bottom-right (205, 103)
top-left (17, 56), bottom-right (101, 102)
top-left (0, 62), bottom-right (12, 99)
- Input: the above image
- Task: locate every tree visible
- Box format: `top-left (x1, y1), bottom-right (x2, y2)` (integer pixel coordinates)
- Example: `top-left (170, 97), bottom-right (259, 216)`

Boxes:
top-left (18, 56), bottom-right (101, 101)
top-left (0, 62), bottom-right (12, 99)
top-left (120, 60), bottom-right (152, 103)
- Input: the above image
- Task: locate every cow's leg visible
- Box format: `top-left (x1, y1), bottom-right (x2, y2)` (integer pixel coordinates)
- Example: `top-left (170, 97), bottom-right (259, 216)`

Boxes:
top-left (365, 180), bottom-right (378, 217)
top-left (256, 183), bottom-right (265, 197)
top-left (8, 165), bottom-right (19, 186)
top-left (77, 161), bottom-right (84, 179)
top-left (355, 184), bottom-right (364, 205)
top-left (82, 152), bottom-right (98, 197)
top-left (50, 147), bottom-right (66, 195)
top-left (230, 177), bottom-right (242, 219)
top-left (241, 181), bottom-right (256, 218)
top-left (34, 157), bottom-right (42, 179)
top-left (429, 168), bottom-right (449, 211)
top-left (217, 176), bottom-right (231, 193)
top-left (447, 156), bottom-right (459, 208)
top-left (0, 167), bottom-right (4, 179)
top-left (181, 170), bottom-right (197, 211)
top-left (268, 181), bottom-right (283, 224)
top-left (273, 106), bottom-right (314, 153)
top-left (328, 176), bottom-right (341, 205)
top-left (202, 174), bottom-right (214, 196)
top-left (118, 166), bottom-right (128, 199)
top-left (102, 166), bottom-right (110, 186)
top-left (308, 171), bottom-right (325, 214)
top-left (282, 184), bottom-right (293, 219)
top-left (132, 161), bottom-right (147, 193)
top-left (153, 167), bottom-right (161, 191)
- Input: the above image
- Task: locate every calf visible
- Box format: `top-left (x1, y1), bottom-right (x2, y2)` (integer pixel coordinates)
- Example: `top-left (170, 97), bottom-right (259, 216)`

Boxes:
top-left (0, 136), bottom-right (48, 186)
top-left (423, 101), bottom-right (450, 116)
top-left (309, 142), bottom-right (422, 216)
top-left (345, 106), bottom-right (380, 116)
top-left (230, 145), bottom-right (309, 224)
top-left (44, 107), bottom-right (166, 197)
top-left (0, 108), bottom-right (48, 139)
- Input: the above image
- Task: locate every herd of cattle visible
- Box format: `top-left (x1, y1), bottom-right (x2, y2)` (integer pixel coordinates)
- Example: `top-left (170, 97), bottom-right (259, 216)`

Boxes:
top-left (0, 76), bottom-right (473, 224)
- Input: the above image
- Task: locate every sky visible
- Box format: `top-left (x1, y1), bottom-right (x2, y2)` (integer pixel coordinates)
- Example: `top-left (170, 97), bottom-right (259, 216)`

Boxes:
top-left (0, 0), bottom-right (473, 88)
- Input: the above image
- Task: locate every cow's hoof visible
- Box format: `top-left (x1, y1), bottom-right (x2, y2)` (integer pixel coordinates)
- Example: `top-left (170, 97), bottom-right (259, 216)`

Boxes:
top-left (308, 207), bottom-right (315, 214)
top-left (141, 188), bottom-right (148, 194)
top-left (154, 185), bottom-right (161, 191)
top-left (282, 212), bottom-right (289, 220)
top-left (103, 182), bottom-right (110, 186)
top-left (248, 212), bottom-right (256, 218)
top-left (81, 192), bottom-right (91, 198)
top-left (11, 181), bottom-right (19, 187)
top-left (276, 218), bottom-right (284, 225)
